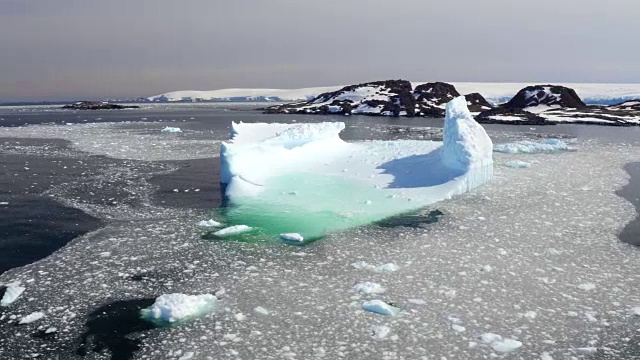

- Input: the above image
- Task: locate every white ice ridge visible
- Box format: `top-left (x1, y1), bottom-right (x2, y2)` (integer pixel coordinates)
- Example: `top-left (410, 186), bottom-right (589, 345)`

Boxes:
top-left (219, 96), bottom-right (493, 239)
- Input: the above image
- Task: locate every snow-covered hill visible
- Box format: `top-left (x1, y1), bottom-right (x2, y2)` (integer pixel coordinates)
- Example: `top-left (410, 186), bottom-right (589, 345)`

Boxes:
top-left (148, 82), bottom-right (640, 105)
top-left (147, 86), bottom-right (341, 103)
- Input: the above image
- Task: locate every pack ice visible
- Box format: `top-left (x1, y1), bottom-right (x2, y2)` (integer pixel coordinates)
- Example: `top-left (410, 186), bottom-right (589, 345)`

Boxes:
top-left (218, 96), bottom-right (493, 240)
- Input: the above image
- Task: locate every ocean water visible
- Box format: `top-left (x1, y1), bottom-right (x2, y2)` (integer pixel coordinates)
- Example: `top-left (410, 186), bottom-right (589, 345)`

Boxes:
top-left (0, 103), bottom-right (638, 359)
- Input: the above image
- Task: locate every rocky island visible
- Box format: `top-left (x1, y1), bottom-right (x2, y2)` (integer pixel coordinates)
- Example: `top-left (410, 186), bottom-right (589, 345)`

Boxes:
top-left (61, 101), bottom-right (140, 110)
top-left (263, 80), bottom-right (640, 126)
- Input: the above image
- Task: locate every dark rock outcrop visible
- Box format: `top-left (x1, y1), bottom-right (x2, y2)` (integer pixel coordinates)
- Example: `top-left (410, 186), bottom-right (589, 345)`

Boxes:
top-left (62, 101), bottom-right (140, 110)
top-left (503, 85), bottom-right (586, 109)
top-left (264, 80), bottom-right (416, 117)
top-left (477, 85), bottom-right (640, 126)
top-left (413, 82), bottom-right (460, 117)
top-left (475, 107), bottom-right (551, 125)
top-left (263, 80), bottom-right (489, 118)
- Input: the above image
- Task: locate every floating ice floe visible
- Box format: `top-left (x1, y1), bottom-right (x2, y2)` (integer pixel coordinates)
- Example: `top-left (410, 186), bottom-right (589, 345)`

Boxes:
top-left (504, 160), bottom-right (532, 168)
top-left (279, 233), bottom-right (304, 243)
top-left (1, 282), bottom-right (26, 307)
top-left (478, 333), bottom-right (523, 354)
top-left (361, 300), bottom-right (400, 316)
top-left (577, 283), bottom-right (596, 291)
top-left (253, 306), bottom-right (270, 316)
top-left (161, 126), bottom-right (182, 133)
top-left (494, 139), bottom-right (569, 154)
top-left (218, 96), bottom-right (493, 240)
top-left (19, 311), bottom-right (45, 324)
top-left (631, 306), bottom-right (640, 316)
top-left (212, 225), bottom-right (253, 237)
top-left (140, 293), bottom-right (219, 325)
top-left (351, 261), bottom-right (400, 273)
top-left (369, 325), bottom-right (391, 340)
top-left (197, 219), bottom-right (222, 227)
top-left (353, 282), bottom-right (386, 294)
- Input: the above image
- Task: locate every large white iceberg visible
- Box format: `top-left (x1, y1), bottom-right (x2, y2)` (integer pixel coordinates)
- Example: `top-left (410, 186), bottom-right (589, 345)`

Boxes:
top-left (218, 96), bottom-right (493, 240)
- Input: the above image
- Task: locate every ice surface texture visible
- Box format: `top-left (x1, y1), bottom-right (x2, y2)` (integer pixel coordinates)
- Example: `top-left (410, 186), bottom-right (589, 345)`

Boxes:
top-left (218, 96), bottom-right (493, 241)
top-left (494, 139), bottom-right (569, 154)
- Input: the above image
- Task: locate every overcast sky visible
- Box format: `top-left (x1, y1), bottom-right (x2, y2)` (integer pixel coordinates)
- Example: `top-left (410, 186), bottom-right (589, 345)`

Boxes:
top-left (1, 0), bottom-right (639, 101)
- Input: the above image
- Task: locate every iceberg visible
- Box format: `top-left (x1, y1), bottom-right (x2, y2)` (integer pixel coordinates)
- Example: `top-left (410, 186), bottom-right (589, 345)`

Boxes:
top-left (218, 96), bottom-right (493, 241)
top-left (140, 293), bottom-right (219, 326)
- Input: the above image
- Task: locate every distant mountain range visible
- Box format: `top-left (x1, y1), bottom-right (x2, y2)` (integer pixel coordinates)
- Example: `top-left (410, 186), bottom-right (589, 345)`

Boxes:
top-left (145, 82), bottom-right (640, 106)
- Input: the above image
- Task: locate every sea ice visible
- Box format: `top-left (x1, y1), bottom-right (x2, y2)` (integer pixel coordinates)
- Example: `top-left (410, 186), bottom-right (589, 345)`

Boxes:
top-left (197, 219), bottom-right (222, 227)
top-left (0, 282), bottom-right (25, 307)
top-left (140, 293), bottom-right (219, 324)
top-left (161, 126), bottom-right (182, 133)
top-left (218, 96), bottom-right (493, 240)
top-left (212, 225), bottom-right (252, 237)
top-left (353, 282), bottom-right (386, 294)
top-left (631, 306), bottom-right (640, 316)
top-left (361, 300), bottom-right (400, 316)
top-left (494, 139), bottom-right (569, 154)
top-left (19, 312), bottom-right (45, 324)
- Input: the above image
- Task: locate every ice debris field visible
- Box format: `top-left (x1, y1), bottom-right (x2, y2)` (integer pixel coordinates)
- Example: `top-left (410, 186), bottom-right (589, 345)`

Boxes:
top-left (216, 97), bottom-right (493, 241)
top-left (0, 99), bottom-right (639, 359)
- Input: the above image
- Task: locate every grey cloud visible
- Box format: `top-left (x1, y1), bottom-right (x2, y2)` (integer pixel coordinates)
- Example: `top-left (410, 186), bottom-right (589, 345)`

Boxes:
top-left (0, 0), bottom-right (638, 100)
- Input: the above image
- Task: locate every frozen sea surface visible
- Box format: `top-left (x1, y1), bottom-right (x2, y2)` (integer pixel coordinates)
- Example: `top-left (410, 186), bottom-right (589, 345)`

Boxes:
top-left (0, 109), bottom-right (638, 359)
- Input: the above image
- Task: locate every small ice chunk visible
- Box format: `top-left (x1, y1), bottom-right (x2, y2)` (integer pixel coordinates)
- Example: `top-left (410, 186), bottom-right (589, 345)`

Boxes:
top-left (504, 160), bottom-right (531, 168)
top-left (1, 282), bottom-right (26, 306)
top-left (479, 333), bottom-right (503, 344)
top-left (234, 313), bottom-right (247, 321)
top-left (369, 325), bottom-right (391, 340)
top-left (451, 324), bottom-right (466, 333)
top-left (540, 352), bottom-right (554, 360)
top-left (213, 225), bottom-right (252, 237)
top-left (45, 327), bottom-right (57, 334)
top-left (19, 311), bottom-right (45, 324)
top-left (577, 283), bottom-right (596, 291)
top-left (361, 300), bottom-right (400, 316)
top-left (523, 311), bottom-right (537, 319)
top-left (353, 282), bottom-right (386, 294)
top-left (631, 306), bottom-right (640, 316)
top-left (0, 202), bottom-right (8, 205)
top-left (178, 352), bottom-right (195, 360)
top-left (198, 219), bottom-right (222, 228)
top-left (351, 261), bottom-right (399, 273)
top-left (490, 339), bottom-right (523, 353)
top-left (140, 294), bottom-right (219, 324)
top-left (575, 347), bottom-right (598, 355)
top-left (407, 299), bottom-right (426, 305)
top-left (279, 233), bottom-right (304, 243)
top-left (161, 126), bottom-right (182, 133)
top-left (253, 306), bottom-right (270, 316)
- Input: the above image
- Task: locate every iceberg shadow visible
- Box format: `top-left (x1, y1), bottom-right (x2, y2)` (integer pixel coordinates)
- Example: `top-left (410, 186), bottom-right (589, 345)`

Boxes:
top-left (377, 149), bottom-right (465, 189)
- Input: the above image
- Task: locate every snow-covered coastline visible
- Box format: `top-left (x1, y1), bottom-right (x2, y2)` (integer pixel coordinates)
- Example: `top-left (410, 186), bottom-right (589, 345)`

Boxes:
top-left (148, 82), bottom-right (640, 105)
